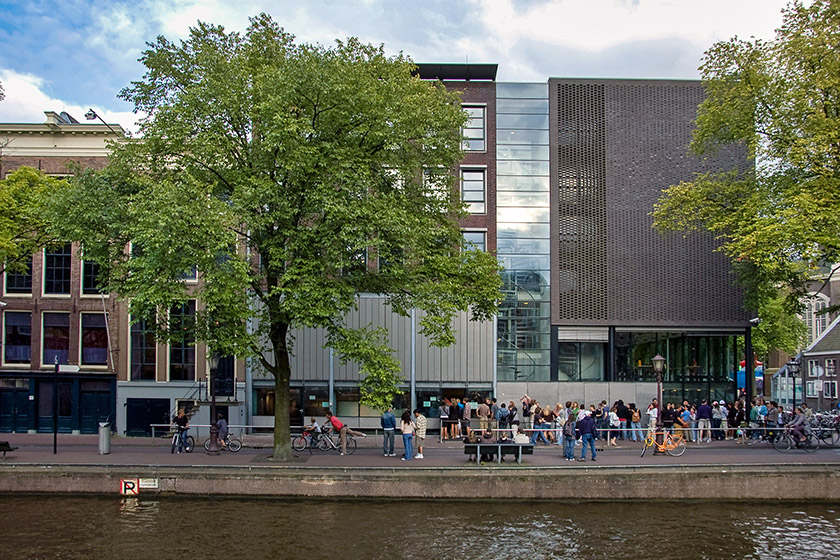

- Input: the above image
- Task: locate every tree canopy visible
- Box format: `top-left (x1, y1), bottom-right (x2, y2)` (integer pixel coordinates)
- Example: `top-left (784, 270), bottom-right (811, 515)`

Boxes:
top-left (653, 0), bottom-right (840, 355)
top-left (46, 14), bottom-right (501, 458)
top-left (0, 167), bottom-right (59, 276)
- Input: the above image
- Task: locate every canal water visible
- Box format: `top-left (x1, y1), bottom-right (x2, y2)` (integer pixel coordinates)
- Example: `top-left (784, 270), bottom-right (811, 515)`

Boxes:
top-left (2, 496), bottom-right (838, 559)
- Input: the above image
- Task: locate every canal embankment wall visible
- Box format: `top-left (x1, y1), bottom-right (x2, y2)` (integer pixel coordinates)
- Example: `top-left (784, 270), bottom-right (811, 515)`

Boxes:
top-left (2, 463), bottom-right (839, 501)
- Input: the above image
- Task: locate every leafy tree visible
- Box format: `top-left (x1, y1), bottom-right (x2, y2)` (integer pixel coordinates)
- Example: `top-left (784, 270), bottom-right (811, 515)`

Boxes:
top-left (0, 167), bottom-right (59, 276)
top-left (653, 0), bottom-right (840, 355)
top-left (46, 15), bottom-right (501, 459)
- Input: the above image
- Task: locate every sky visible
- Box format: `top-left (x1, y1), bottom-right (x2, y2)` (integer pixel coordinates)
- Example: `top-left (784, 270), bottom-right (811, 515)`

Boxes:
top-left (0, 0), bottom-right (795, 133)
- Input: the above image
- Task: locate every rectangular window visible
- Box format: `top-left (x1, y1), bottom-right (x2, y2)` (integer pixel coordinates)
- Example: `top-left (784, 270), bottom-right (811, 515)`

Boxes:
top-left (461, 169), bottom-right (486, 214)
top-left (5, 257), bottom-right (33, 294)
top-left (131, 316), bottom-right (157, 381)
top-left (44, 244), bottom-right (72, 294)
top-left (805, 380), bottom-right (819, 397)
top-left (825, 381), bottom-right (837, 399)
top-left (462, 105), bottom-right (486, 151)
top-left (169, 301), bottom-right (195, 381)
top-left (82, 261), bottom-right (106, 295)
top-left (3, 311), bottom-right (31, 364)
top-left (826, 359), bottom-right (836, 376)
top-left (808, 360), bottom-right (819, 377)
top-left (462, 231), bottom-right (486, 252)
top-left (80, 313), bottom-right (108, 366)
top-left (43, 312), bottom-right (70, 365)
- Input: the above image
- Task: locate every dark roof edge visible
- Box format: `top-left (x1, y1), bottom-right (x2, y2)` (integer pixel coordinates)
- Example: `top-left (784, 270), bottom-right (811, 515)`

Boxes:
top-left (414, 63), bottom-right (498, 81)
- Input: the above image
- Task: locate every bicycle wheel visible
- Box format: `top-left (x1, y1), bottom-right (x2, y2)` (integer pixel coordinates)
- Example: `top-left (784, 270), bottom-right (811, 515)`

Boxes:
top-left (203, 438), bottom-right (212, 452)
top-left (292, 435), bottom-right (308, 452)
top-left (801, 433), bottom-right (820, 453)
top-left (185, 436), bottom-right (195, 453)
top-left (227, 437), bottom-right (242, 452)
top-left (819, 428), bottom-right (839, 446)
top-left (317, 435), bottom-right (331, 452)
top-left (640, 437), bottom-right (651, 457)
top-left (666, 437), bottom-right (687, 457)
top-left (171, 436), bottom-right (177, 454)
top-left (772, 433), bottom-right (791, 452)
top-left (345, 436), bottom-right (357, 455)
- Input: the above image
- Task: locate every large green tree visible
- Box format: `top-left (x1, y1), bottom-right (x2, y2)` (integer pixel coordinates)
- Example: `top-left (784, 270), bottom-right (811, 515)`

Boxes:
top-left (0, 167), bottom-right (60, 276)
top-left (47, 15), bottom-right (501, 459)
top-left (653, 0), bottom-right (839, 355)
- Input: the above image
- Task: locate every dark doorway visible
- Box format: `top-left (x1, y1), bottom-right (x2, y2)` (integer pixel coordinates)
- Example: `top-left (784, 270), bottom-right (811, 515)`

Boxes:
top-left (126, 398), bottom-right (170, 437)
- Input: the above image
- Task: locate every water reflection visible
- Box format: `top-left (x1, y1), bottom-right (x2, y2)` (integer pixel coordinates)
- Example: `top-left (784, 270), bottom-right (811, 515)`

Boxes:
top-left (2, 496), bottom-right (838, 560)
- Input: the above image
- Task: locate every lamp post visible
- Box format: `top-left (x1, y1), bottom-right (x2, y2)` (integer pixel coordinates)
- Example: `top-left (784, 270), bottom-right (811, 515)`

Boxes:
top-left (652, 354), bottom-right (666, 454)
top-left (84, 108), bottom-right (122, 136)
top-left (206, 354), bottom-right (220, 455)
top-left (828, 361), bottom-right (836, 409)
top-left (787, 360), bottom-right (800, 411)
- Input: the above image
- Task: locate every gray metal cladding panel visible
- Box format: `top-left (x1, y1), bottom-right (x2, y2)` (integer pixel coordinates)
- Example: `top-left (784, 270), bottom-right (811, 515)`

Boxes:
top-left (603, 82), bottom-right (747, 326)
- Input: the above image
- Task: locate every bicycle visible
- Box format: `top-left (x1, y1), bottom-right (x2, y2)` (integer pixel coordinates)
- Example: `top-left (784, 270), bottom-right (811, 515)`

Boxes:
top-left (203, 433), bottom-right (242, 452)
top-left (640, 430), bottom-right (686, 457)
top-left (772, 428), bottom-right (820, 453)
top-left (315, 429), bottom-right (357, 454)
top-left (170, 429), bottom-right (194, 453)
top-left (292, 431), bottom-right (321, 453)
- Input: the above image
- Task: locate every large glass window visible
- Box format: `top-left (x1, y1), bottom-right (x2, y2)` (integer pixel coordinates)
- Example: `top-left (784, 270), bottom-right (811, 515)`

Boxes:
top-left (5, 257), bottom-right (32, 294)
top-left (3, 311), bottom-right (31, 363)
top-left (169, 301), bottom-right (195, 381)
top-left (43, 312), bottom-right (70, 365)
top-left (460, 168), bottom-right (486, 214)
top-left (462, 105), bottom-right (486, 151)
top-left (44, 244), bottom-right (72, 294)
top-left (80, 313), bottom-right (108, 366)
top-left (130, 316), bottom-right (157, 381)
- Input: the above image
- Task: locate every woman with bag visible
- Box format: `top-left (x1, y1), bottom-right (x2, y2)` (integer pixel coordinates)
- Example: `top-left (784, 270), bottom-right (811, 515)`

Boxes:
top-left (400, 410), bottom-right (415, 461)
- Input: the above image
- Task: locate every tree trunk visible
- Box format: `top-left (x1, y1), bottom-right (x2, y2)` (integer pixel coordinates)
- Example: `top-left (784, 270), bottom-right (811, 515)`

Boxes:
top-left (271, 325), bottom-right (293, 460)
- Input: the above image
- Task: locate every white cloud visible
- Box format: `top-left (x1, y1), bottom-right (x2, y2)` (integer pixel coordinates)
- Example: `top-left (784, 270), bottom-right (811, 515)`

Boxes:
top-left (0, 69), bottom-right (140, 134)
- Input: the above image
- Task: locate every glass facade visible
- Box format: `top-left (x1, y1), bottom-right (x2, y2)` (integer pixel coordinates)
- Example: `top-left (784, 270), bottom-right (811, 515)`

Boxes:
top-left (496, 83), bottom-right (551, 382)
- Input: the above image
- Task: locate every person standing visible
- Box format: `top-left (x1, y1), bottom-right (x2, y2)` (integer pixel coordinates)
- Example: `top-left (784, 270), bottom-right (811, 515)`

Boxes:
top-left (577, 410), bottom-right (597, 461)
top-left (477, 398), bottom-right (491, 433)
top-left (461, 397), bottom-right (472, 438)
top-left (508, 401), bottom-right (519, 438)
top-left (646, 399), bottom-right (659, 437)
top-left (381, 406), bottom-right (396, 456)
top-left (696, 399), bottom-right (713, 443)
top-left (413, 409), bottom-right (427, 459)
top-left (616, 400), bottom-right (630, 441)
top-left (400, 410), bottom-right (415, 461)
top-left (629, 403), bottom-right (642, 442)
top-left (562, 404), bottom-right (576, 461)
top-left (521, 395), bottom-right (532, 430)
top-left (438, 399), bottom-right (449, 442)
top-left (172, 408), bottom-right (190, 453)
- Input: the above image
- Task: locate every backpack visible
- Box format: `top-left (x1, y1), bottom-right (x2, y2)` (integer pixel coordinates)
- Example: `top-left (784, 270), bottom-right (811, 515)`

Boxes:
top-left (631, 409), bottom-right (641, 423)
top-left (499, 407), bottom-right (509, 419)
top-left (563, 421), bottom-right (575, 438)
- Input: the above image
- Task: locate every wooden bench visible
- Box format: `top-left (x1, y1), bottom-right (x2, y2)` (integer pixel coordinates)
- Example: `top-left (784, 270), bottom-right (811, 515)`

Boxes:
top-left (464, 441), bottom-right (534, 464)
top-left (0, 441), bottom-right (18, 460)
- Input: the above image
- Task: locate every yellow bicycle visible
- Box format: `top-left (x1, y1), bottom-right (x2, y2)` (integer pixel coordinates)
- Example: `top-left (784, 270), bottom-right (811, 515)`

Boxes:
top-left (640, 430), bottom-right (687, 457)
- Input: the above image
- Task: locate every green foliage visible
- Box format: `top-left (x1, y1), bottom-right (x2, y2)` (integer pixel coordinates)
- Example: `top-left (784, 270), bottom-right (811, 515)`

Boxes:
top-left (44, 14), bottom-right (501, 457)
top-left (0, 167), bottom-right (59, 274)
top-left (653, 0), bottom-right (840, 353)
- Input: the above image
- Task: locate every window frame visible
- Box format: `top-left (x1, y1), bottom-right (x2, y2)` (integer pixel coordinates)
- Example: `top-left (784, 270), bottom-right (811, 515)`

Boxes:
top-left (3, 311), bottom-right (32, 365)
top-left (460, 167), bottom-right (487, 214)
top-left (42, 311), bottom-right (71, 366)
top-left (462, 104), bottom-right (487, 152)
top-left (80, 312), bottom-right (109, 367)
top-left (43, 244), bottom-right (73, 296)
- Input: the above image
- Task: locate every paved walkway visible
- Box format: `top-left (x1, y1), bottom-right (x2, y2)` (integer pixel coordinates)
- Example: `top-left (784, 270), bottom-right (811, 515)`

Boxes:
top-left (2, 431), bottom-right (839, 469)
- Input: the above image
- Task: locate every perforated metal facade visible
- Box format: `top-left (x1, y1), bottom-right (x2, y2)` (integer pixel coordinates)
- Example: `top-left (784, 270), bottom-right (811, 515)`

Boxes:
top-left (549, 79), bottom-right (749, 328)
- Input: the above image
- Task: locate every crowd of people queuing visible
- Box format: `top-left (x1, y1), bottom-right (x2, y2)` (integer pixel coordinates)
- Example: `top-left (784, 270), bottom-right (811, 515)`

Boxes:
top-left (318, 393), bottom-right (822, 461)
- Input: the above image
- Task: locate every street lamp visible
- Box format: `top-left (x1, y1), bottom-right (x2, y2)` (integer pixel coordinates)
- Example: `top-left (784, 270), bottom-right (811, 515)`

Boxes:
top-left (206, 354), bottom-right (220, 455)
top-left (84, 108), bottom-right (122, 136)
top-left (787, 360), bottom-right (800, 411)
top-left (652, 354), bottom-right (666, 454)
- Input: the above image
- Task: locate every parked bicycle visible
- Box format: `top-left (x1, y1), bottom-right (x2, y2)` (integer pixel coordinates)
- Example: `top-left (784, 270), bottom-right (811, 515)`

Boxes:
top-left (773, 428), bottom-right (820, 453)
top-left (203, 433), bottom-right (242, 452)
top-left (640, 430), bottom-right (686, 457)
top-left (171, 428), bottom-right (194, 454)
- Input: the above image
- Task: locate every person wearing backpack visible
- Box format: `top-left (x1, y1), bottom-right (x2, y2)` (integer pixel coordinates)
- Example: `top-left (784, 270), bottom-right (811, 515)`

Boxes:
top-left (498, 402), bottom-right (510, 438)
top-left (630, 403), bottom-right (642, 442)
top-left (562, 404), bottom-right (577, 461)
